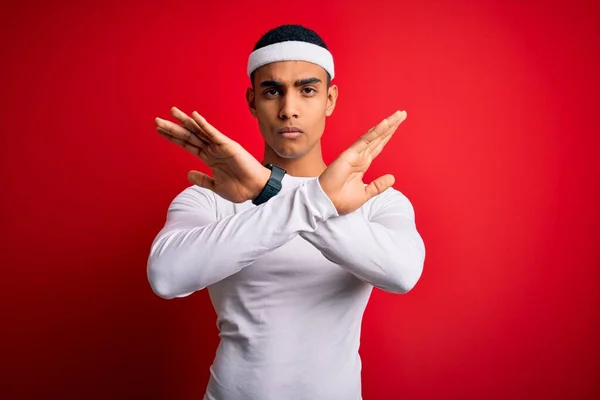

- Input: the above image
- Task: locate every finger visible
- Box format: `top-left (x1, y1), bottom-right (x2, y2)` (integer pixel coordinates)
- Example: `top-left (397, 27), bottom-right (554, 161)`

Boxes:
top-left (170, 107), bottom-right (212, 144)
top-left (155, 117), bottom-right (207, 149)
top-left (157, 127), bottom-right (203, 156)
top-left (187, 170), bottom-right (215, 191)
top-left (368, 129), bottom-right (396, 160)
top-left (352, 111), bottom-right (406, 152)
top-left (364, 110), bottom-right (406, 154)
top-left (364, 110), bottom-right (404, 140)
top-left (367, 120), bottom-right (401, 158)
top-left (365, 174), bottom-right (395, 200)
top-left (191, 111), bottom-right (229, 144)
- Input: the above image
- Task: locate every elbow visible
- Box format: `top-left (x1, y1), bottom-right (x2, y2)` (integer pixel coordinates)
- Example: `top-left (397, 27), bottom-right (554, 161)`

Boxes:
top-left (148, 274), bottom-right (178, 300)
top-left (389, 261), bottom-right (424, 294)
top-left (384, 273), bottom-right (421, 294)
top-left (401, 235), bottom-right (426, 293)
top-left (386, 244), bottom-right (426, 294)
top-left (147, 256), bottom-right (193, 300)
top-left (147, 264), bottom-right (177, 299)
top-left (146, 234), bottom-right (200, 300)
top-left (396, 265), bottom-right (423, 294)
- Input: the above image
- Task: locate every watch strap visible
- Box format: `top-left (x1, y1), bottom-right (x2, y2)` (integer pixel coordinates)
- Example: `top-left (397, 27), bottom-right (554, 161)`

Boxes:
top-left (252, 164), bottom-right (286, 205)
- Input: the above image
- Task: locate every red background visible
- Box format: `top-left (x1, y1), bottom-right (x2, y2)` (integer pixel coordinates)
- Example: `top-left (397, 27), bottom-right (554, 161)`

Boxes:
top-left (1, 0), bottom-right (599, 399)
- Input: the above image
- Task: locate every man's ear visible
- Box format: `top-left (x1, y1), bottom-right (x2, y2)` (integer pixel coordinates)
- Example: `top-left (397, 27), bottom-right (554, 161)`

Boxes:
top-left (325, 84), bottom-right (338, 117)
top-left (246, 87), bottom-right (257, 118)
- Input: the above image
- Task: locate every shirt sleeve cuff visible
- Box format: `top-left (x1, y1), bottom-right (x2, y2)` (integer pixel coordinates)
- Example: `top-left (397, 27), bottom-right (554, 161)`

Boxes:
top-left (304, 177), bottom-right (339, 221)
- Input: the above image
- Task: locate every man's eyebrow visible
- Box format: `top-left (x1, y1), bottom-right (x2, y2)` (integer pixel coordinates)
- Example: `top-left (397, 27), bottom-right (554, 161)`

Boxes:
top-left (260, 80), bottom-right (284, 88)
top-left (259, 77), bottom-right (323, 88)
top-left (295, 77), bottom-right (322, 86)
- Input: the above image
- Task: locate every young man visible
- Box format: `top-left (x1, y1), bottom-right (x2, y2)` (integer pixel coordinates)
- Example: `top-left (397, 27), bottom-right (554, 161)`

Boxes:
top-left (148, 24), bottom-right (425, 400)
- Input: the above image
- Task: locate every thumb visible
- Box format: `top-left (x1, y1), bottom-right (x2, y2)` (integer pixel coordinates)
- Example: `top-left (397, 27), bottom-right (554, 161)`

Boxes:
top-left (365, 174), bottom-right (395, 200)
top-left (187, 170), bottom-right (215, 191)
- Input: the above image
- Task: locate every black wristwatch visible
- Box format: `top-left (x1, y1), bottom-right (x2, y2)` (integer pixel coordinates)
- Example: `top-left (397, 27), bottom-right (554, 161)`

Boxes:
top-left (252, 164), bottom-right (286, 206)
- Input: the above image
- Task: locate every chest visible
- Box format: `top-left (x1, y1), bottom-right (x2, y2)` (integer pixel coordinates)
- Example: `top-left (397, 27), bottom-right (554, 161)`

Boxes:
top-left (236, 233), bottom-right (352, 290)
top-left (211, 196), bottom-right (364, 298)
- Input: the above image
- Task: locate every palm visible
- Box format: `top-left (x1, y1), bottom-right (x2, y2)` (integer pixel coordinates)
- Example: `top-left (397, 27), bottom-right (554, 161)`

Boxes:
top-left (319, 110), bottom-right (406, 214)
top-left (204, 145), bottom-right (264, 201)
top-left (155, 107), bottom-right (266, 203)
top-left (329, 153), bottom-right (371, 201)
top-left (154, 106), bottom-right (407, 212)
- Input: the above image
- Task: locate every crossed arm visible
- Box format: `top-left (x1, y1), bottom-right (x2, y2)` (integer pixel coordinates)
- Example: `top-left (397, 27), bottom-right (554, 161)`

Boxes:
top-left (147, 177), bottom-right (424, 299)
top-left (147, 107), bottom-right (424, 298)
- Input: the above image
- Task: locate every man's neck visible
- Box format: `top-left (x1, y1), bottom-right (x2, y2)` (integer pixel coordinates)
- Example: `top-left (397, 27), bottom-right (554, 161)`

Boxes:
top-left (261, 145), bottom-right (327, 178)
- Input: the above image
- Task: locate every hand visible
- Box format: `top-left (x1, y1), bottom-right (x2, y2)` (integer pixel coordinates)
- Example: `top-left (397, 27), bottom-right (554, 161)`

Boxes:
top-left (155, 107), bottom-right (270, 203)
top-left (319, 110), bottom-right (407, 215)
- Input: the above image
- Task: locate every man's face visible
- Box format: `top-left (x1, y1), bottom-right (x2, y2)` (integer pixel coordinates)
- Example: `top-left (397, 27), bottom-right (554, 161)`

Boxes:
top-left (246, 61), bottom-right (338, 159)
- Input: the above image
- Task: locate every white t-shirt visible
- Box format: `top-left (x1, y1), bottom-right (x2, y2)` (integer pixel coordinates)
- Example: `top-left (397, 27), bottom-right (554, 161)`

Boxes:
top-left (148, 175), bottom-right (425, 400)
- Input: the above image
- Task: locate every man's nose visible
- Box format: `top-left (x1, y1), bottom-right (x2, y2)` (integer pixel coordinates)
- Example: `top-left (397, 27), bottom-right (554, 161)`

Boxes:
top-left (279, 93), bottom-right (299, 120)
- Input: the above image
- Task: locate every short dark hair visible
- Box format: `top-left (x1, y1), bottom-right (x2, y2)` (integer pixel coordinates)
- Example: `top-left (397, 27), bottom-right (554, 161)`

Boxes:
top-left (250, 24), bottom-right (332, 88)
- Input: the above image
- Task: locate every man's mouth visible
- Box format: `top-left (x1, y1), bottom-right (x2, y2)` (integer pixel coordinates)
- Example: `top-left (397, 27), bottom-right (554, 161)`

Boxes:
top-left (277, 127), bottom-right (303, 139)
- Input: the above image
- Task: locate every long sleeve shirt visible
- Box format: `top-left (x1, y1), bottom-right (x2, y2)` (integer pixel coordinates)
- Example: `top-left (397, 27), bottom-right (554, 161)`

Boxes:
top-left (147, 174), bottom-right (426, 400)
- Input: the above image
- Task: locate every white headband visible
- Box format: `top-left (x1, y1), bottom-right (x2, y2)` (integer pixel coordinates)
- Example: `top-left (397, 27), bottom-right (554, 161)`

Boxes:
top-left (247, 40), bottom-right (335, 79)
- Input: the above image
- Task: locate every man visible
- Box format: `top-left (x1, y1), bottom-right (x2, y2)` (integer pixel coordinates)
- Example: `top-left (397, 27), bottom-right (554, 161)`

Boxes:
top-left (148, 24), bottom-right (425, 400)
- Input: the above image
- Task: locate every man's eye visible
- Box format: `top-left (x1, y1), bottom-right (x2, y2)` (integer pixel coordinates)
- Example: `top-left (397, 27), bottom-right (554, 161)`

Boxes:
top-left (302, 88), bottom-right (316, 94)
top-left (265, 89), bottom-right (280, 96)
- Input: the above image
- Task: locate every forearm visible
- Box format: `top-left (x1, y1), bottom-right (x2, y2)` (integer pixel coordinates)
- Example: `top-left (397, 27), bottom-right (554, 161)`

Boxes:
top-left (299, 190), bottom-right (425, 294)
top-left (147, 178), bottom-right (338, 299)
